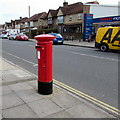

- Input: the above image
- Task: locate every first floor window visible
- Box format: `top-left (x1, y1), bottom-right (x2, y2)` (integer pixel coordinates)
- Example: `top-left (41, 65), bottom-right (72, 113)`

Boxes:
top-left (58, 16), bottom-right (64, 24)
top-left (78, 13), bottom-right (82, 20)
top-left (69, 16), bottom-right (72, 21)
top-left (48, 18), bottom-right (53, 24)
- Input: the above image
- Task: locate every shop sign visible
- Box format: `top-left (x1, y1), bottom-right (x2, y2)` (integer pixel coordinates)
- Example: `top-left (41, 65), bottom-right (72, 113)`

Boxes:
top-left (83, 13), bottom-right (93, 41)
top-left (93, 16), bottom-right (120, 23)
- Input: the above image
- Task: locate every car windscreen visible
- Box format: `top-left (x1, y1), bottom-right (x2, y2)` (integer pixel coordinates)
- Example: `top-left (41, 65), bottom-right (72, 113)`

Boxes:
top-left (50, 33), bottom-right (62, 37)
top-left (55, 34), bottom-right (62, 37)
top-left (19, 34), bottom-right (26, 36)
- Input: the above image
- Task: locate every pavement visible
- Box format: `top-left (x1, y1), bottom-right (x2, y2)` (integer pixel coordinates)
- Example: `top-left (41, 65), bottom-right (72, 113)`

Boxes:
top-left (0, 56), bottom-right (116, 118)
top-left (29, 39), bottom-right (95, 48)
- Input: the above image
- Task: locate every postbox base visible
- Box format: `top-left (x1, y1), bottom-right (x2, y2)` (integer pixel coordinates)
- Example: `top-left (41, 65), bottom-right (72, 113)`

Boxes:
top-left (38, 81), bottom-right (53, 95)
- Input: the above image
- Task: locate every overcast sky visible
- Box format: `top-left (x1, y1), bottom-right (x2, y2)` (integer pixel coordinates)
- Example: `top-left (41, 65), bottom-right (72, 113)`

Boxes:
top-left (0, 0), bottom-right (119, 24)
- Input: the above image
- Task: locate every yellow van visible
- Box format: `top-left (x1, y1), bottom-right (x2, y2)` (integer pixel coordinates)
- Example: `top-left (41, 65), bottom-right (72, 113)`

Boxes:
top-left (95, 27), bottom-right (120, 51)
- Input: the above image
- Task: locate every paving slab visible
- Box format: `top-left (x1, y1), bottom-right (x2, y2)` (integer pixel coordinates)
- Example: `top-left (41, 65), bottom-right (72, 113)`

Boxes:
top-left (9, 82), bottom-right (44, 103)
top-left (2, 92), bottom-right (24, 110)
top-left (49, 91), bottom-right (82, 109)
top-left (45, 110), bottom-right (73, 118)
top-left (2, 104), bottom-right (38, 118)
top-left (64, 40), bottom-right (95, 48)
top-left (9, 82), bottom-right (35, 92)
top-left (2, 86), bottom-right (13, 95)
top-left (27, 99), bottom-right (62, 118)
top-left (1, 59), bottom-right (36, 85)
top-left (66, 103), bottom-right (114, 118)
top-left (27, 80), bottom-right (37, 89)
top-left (0, 59), bottom-right (16, 71)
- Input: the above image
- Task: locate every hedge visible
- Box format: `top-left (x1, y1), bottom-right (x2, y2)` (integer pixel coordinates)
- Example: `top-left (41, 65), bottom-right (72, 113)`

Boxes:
top-left (25, 29), bottom-right (58, 38)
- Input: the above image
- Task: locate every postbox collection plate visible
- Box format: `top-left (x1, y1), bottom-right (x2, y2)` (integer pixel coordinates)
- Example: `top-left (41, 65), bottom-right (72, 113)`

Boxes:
top-left (37, 51), bottom-right (40, 59)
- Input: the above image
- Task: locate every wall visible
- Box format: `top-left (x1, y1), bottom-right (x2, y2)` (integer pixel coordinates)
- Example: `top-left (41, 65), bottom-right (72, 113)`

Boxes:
top-left (89, 5), bottom-right (118, 18)
top-left (42, 19), bottom-right (48, 28)
top-left (34, 21), bottom-right (38, 27)
top-left (83, 5), bottom-right (90, 13)
top-left (64, 13), bottom-right (82, 24)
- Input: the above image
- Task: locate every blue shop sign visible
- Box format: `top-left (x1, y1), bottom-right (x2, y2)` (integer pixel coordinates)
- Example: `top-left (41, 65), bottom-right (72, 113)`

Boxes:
top-left (93, 16), bottom-right (120, 23)
top-left (83, 13), bottom-right (93, 41)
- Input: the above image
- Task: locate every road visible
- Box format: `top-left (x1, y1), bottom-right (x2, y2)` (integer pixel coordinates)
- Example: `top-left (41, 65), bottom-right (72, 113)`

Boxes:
top-left (1, 38), bottom-right (119, 109)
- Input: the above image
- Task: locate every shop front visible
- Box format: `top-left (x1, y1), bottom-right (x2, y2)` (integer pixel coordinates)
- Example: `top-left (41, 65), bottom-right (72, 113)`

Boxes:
top-left (93, 16), bottom-right (120, 33)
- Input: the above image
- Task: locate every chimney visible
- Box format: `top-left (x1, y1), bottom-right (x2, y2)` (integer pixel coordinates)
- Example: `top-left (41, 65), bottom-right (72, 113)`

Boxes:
top-left (63, 1), bottom-right (68, 7)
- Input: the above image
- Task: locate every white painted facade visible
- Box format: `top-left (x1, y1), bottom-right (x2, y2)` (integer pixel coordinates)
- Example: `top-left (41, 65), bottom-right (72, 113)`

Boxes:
top-left (85, 4), bottom-right (119, 18)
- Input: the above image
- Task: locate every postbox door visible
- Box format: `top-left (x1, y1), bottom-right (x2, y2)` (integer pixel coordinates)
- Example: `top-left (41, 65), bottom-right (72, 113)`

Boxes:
top-left (37, 44), bottom-right (46, 83)
top-left (45, 43), bottom-right (52, 82)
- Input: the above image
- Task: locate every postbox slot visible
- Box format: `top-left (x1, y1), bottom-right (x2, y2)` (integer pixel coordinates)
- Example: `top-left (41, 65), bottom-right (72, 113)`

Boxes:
top-left (35, 46), bottom-right (42, 48)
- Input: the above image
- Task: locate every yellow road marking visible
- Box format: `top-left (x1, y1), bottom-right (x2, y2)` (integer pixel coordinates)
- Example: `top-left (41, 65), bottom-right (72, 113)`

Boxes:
top-left (53, 79), bottom-right (120, 116)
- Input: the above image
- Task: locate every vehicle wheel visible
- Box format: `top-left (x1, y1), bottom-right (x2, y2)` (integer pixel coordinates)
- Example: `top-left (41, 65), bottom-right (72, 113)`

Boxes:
top-left (61, 42), bottom-right (63, 45)
top-left (100, 44), bottom-right (108, 52)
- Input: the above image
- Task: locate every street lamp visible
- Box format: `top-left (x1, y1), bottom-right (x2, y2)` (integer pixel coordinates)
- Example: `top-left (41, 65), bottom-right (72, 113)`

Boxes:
top-left (28, 6), bottom-right (31, 38)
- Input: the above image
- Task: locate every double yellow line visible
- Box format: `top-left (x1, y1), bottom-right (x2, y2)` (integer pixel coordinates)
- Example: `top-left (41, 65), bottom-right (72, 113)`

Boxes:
top-left (53, 79), bottom-right (120, 117)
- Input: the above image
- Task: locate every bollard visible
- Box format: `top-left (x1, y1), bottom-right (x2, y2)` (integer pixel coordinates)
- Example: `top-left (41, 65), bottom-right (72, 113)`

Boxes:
top-left (34, 34), bottom-right (55, 95)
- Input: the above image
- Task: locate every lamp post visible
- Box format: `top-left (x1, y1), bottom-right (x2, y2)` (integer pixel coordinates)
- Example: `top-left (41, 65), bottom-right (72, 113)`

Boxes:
top-left (28, 6), bottom-right (31, 38)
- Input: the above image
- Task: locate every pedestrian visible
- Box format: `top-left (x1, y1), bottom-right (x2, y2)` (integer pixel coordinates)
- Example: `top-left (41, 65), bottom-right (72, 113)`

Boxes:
top-left (88, 34), bottom-right (92, 42)
top-left (88, 33), bottom-right (96, 42)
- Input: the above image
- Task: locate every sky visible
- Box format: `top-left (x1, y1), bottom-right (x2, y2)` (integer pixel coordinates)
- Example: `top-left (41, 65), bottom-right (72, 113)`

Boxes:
top-left (0, 0), bottom-right (120, 24)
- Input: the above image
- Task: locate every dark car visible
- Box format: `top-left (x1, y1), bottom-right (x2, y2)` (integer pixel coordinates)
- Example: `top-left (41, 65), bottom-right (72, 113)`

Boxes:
top-left (48, 33), bottom-right (64, 44)
top-left (16, 34), bottom-right (29, 40)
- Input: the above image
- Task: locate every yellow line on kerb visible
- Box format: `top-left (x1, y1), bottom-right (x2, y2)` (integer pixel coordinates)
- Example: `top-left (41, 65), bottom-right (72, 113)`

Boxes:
top-left (53, 79), bottom-right (120, 116)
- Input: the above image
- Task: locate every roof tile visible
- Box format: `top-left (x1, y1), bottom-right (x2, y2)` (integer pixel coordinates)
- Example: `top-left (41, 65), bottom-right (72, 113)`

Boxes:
top-left (48, 9), bottom-right (58, 18)
top-left (60, 2), bottom-right (83, 15)
top-left (26, 12), bottom-right (47, 22)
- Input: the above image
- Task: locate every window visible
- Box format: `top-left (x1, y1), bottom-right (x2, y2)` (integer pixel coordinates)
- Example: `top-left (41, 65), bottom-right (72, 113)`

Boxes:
top-left (30, 21), bottom-right (33, 27)
top-left (39, 20), bottom-right (42, 26)
top-left (15, 24), bottom-right (20, 29)
top-left (76, 25), bottom-right (82, 33)
top-left (25, 22), bottom-right (28, 27)
top-left (58, 16), bottom-right (64, 24)
top-left (69, 16), bottom-right (72, 21)
top-left (78, 13), bottom-right (82, 20)
top-left (48, 18), bottom-right (53, 24)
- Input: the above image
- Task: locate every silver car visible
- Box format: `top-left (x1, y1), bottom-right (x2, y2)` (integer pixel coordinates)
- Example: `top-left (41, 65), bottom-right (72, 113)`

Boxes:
top-left (9, 34), bottom-right (17, 40)
top-left (1, 34), bottom-right (8, 39)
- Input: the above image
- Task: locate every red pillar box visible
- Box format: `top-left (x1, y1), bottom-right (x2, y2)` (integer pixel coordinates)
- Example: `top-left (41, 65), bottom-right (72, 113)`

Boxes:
top-left (34, 34), bottom-right (55, 95)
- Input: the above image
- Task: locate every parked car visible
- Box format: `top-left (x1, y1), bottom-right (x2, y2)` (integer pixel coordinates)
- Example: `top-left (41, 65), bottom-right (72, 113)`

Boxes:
top-left (0, 34), bottom-right (2, 38)
top-left (48, 33), bottom-right (64, 44)
top-left (1, 34), bottom-right (8, 39)
top-left (9, 34), bottom-right (17, 40)
top-left (16, 34), bottom-right (29, 41)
